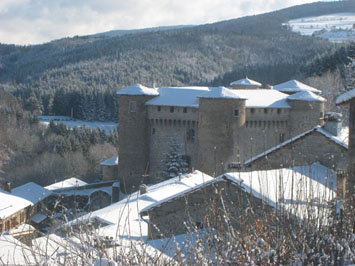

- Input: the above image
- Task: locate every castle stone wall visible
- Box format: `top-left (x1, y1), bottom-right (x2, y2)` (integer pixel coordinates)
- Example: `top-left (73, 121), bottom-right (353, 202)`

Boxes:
top-left (118, 95), bottom-right (155, 193)
top-left (197, 98), bottom-right (246, 176)
top-left (288, 100), bottom-right (324, 137)
top-left (148, 119), bottom-right (198, 179)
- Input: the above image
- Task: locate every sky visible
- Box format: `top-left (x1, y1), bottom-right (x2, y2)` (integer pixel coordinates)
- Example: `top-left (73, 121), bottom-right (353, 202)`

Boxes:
top-left (0, 0), bottom-right (330, 45)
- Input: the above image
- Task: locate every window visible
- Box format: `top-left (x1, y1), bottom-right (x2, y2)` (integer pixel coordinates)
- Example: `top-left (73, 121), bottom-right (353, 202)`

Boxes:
top-left (152, 128), bottom-right (155, 135)
top-left (183, 107), bottom-right (187, 113)
top-left (157, 106), bottom-right (161, 112)
top-left (170, 106), bottom-right (174, 113)
top-left (250, 108), bottom-right (255, 114)
top-left (320, 112), bottom-right (324, 117)
top-left (277, 108), bottom-right (281, 114)
top-left (234, 109), bottom-right (239, 117)
top-left (129, 101), bottom-right (136, 112)
top-left (187, 129), bottom-right (195, 141)
top-left (280, 133), bottom-right (285, 143)
top-left (228, 162), bottom-right (241, 169)
top-left (264, 108), bottom-right (268, 114)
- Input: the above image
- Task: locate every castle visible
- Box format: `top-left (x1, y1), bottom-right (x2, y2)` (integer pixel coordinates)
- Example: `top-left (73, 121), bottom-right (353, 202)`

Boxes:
top-left (117, 78), bottom-right (326, 192)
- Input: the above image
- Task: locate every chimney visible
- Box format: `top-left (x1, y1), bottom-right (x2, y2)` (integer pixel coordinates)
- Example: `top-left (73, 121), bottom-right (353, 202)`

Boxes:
top-left (139, 184), bottom-right (148, 195)
top-left (4, 182), bottom-right (11, 193)
top-left (323, 112), bottom-right (343, 136)
top-left (112, 182), bottom-right (120, 203)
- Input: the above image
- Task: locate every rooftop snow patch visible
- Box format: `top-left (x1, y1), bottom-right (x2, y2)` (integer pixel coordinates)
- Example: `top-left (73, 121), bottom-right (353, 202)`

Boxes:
top-left (0, 190), bottom-right (32, 219)
top-left (199, 87), bottom-right (246, 99)
top-left (230, 77), bottom-right (261, 87)
top-left (100, 156), bottom-right (118, 166)
top-left (117, 84), bottom-right (159, 96)
top-left (145, 86), bottom-right (210, 107)
top-left (336, 88), bottom-right (355, 105)
top-left (287, 90), bottom-right (326, 102)
top-left (274, 80), bottom-right (321, 94)
top-left (45, 177), bottom-right (87, 191)
top-left (236, 89), bottom-right (291, 108)
top-left (12, 182), bottom-right (52, 205)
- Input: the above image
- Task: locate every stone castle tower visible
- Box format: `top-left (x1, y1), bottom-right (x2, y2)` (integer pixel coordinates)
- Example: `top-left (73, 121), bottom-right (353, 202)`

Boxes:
top-left (117, 79), bottom-right (326, 192)
top-left (197, 87), bottom-right (246, 176)
top-left (117, 84), bottom-right (159, 192)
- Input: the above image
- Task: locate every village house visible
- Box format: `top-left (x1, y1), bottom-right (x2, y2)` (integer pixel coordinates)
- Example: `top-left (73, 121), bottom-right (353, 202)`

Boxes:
top-left (336, 88), bottom-right (355, 199)
top-left (244, 112), bottom-right (348, 197)
top-left (100, 156), bottom-right (119, 181)
top-left (117, 78), bottom-right (326, 192)
top-left (0, 182), bottom-right (52, 232)
top-left (140, 163), bottom-right (336, 240)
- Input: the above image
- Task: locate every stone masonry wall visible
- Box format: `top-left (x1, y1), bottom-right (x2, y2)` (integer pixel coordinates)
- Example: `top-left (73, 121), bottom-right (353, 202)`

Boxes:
top-left (198, 98), bottom-right (246, 176)
top-left (118, 95), bottom-right (155, 193)
top-left (148, 106), bottom-right (199, 179)
top-left (247, 131), bottom-right (347, 171)
top-left (145, 179), bottom-right (269, 240)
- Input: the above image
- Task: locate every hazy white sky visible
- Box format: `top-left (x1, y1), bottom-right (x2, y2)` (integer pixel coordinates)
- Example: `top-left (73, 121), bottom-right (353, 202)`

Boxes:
top-left (0, 0), bottom-right (324, 45)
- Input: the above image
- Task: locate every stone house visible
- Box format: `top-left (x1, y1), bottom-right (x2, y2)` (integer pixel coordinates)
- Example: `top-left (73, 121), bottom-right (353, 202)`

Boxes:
top-left (244, 115), bottom-right (347, 171)
top-left (0, 182), bottom-right (52, 232)
top-left (140, 163), bottom-right (336, 240)
top-left (100, 156), bottom-right (119, 181)
top-left (336, 89), bottom-right (355, 198)
top-left (117, 79), bottom-right (326, 192)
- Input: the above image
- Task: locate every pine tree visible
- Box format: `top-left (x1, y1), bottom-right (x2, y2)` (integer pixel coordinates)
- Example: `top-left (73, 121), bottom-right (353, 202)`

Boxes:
top-left (161, 138), bottom-right (189, 180)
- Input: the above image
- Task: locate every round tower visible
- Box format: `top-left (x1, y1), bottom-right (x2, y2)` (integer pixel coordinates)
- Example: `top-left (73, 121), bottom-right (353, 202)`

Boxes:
top-left (117, 84), bottom-right (159, 193)
top-left (287, 90), bottom-right (325, 137)
top-left (197, 87), bottom-right (246, 176)
top-left (230, 77), bottom-right (261, 90)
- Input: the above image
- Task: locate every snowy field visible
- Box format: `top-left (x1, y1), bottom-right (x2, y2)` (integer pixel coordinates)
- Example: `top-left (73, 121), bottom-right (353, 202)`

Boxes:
top-left (39, 116), bottom-right (118, 132)
top-left (285, 13), bottom-right (355, 42)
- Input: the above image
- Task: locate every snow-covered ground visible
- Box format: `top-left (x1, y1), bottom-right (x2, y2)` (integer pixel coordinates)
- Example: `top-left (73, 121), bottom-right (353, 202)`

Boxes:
top-left (285, 13), bottom-right (355, 42)
top-left (38, 116), bottom-right (118, 132)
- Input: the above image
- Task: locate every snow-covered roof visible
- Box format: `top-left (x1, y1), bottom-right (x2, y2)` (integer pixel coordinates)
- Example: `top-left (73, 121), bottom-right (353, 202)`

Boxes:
top-left (199, 87), bottom-right (246, 99)
top-left (0, 190), bottom-right (32, 219)
top-left (230, 77), bottom-right (262, 87)
top-left (69, 171), bottom-right (214, 243)
top-left (144, 86), bottom-right (291, 108)
top-left (336, 88), bottom-right (355, 105)
top-left (0, 235), bottom-right (37, 265)
top-left (12, 182), bottom-right (52, 205)
top-left (100, 156), bottom-right (118, 166)
top-left (244, 125), bottom-right (348, 165)
top-left (9, 223), bottom-right (36, 235)
top-left (287, 90), bottom-right (326, 102)
top-left (145, 86), bottom-right (210, 107)
top-left (31, 213), bottom-right (47, 224)
top-left (273, 80), bottom-right (321, 94)
top-left (224, 163), bottom-right (336, 220)
top-left (116, 84), bottom-right (159, 96)
top-left (138, 163), bottom-right (336, 222)
top-left (45, 177), bottom-right (87, 191)
top-left (236, 89), bottom-right (291, 108)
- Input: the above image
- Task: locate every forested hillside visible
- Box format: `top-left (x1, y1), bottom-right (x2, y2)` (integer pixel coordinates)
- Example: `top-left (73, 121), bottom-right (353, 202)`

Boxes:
top-left (1, 1), bottom-right (355, 120)
top-left (0, 89), bottom-right (118, 186)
